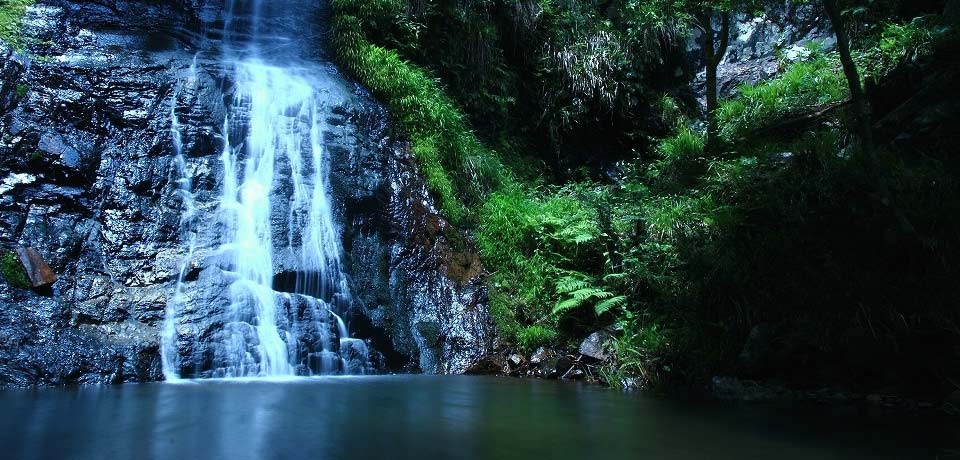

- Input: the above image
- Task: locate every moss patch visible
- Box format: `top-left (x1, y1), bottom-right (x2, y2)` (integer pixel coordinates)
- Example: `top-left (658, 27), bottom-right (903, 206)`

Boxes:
top-left (1, 251), bottom-right (30, 289)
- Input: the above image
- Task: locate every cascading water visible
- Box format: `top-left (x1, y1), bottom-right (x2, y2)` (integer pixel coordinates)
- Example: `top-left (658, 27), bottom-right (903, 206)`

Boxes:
top-left (161, 55), bottom-right (199, 382)
top-left (161, 0), bottom-right (371, 379)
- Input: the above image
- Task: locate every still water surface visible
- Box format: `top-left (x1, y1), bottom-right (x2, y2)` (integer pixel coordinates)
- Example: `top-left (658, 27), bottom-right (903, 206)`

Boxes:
top-left (0, 376), bottom-right (954, 459)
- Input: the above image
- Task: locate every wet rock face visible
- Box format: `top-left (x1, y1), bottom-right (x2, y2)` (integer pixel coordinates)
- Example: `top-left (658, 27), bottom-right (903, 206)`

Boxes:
top-left (692, 1), bottom-right (835, 100)
top-left (0, 0), bottom-right (492, 385)
top-left (0, 0), bottom-right (200, 386)
top-left (329, 96), bottom-right (494, 374)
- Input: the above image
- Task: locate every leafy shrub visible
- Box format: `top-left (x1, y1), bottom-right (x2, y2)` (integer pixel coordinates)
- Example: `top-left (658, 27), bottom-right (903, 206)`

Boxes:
top-left (476, 184), bottom-right (607, 338)
top-left (641, 193), bottom-right (718, 241)
top-left (332, 0), bottom-right (960, 395)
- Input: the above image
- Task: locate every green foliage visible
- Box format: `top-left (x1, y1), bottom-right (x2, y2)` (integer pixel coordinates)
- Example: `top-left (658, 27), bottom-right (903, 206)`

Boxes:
top-left (659, 125), bottom-right (704, 162)
top-left (517, 325), bottom-right (558, 352)
top-left (647, 124), bottom-right (706, 189)
top-left (0, 251), bottom-right (29, 289)
top-left (330, 7), bottom-right (508, 222)
top-left (552, 272), bottom-right (615, 316)
top-left (856, 15), bottom-right (954, 80)
top-left (642, 194), bottom-right (719, 241)
top-left (14, 83), bottom-right (27, 98)
top-left (0, 0), bottom-right (32, 50)
top-left (717, 52), bottom-right (848, 142)
top-left (475, 183), bottom-right (608, 339)
top-left (331, 0), bottom-right (960, 393)
top-left (601, 317), bottom-right (669, 389)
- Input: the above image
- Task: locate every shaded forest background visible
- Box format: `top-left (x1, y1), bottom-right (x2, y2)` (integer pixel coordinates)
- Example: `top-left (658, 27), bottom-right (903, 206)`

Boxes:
top-left (330, 0), bottom-right (960, 402)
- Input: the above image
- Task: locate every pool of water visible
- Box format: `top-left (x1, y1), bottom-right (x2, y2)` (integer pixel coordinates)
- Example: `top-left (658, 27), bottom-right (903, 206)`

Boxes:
top-left (0, 376), bottom-right (954, 459)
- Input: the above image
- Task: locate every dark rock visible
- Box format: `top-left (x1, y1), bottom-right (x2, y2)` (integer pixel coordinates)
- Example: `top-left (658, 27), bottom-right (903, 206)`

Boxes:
top-left (503, 353), bottom-right (526, 375)
top-left (561, 366), bottom-right (585, 380)
top-left (14, 247), bottom-right (57, 288)
top-left (529, 347), bottom-right (560, 377)
top-left (333, 92), bottom-right (494, 374)
top-left (555, 355), bottom-right (574, 374)
top-left (38, 133), bottom-right (80, 169)
top-left (464, 356), bottom-right (502, 375)
top-left (578, 331), bottom-right (611, 362)
top-left (736, 323), bottom-right (774, 378)
top-left (0, 0), bottom-right (198, 386)
top-left (530, 347), bottom-right (556, 365)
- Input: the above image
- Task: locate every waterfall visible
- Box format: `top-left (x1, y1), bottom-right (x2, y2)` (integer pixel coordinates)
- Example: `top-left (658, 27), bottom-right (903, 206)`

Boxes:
top-left (161, 0), bottom-right (370, 379)
top-left (161, 55), bottom-right (199, 382)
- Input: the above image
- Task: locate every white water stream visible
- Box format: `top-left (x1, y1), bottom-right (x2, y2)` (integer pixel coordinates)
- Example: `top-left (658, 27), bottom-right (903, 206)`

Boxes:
top-left (161, 0), bottom-right (368, 379)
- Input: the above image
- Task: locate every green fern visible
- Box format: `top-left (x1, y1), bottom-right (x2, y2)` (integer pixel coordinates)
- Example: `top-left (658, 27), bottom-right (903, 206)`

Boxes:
top-left (594, 295), bottom-right (627, 315)
top-left (552, 272), bottom-right (620, 316)
top-left (555, 274), bottom-right (591, 293)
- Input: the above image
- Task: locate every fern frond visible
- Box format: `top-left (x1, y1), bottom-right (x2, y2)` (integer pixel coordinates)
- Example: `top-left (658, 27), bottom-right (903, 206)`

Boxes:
top-left (555, 274), bottom-right (592, 293)
top-left (571, 287), bottom-right (612, 301)
top-left (552, 297), bottom-right (584, 315)
top-left (594, 295), bottom-right (627, 316)
top-left (602, 273), bottom-right (627, 282)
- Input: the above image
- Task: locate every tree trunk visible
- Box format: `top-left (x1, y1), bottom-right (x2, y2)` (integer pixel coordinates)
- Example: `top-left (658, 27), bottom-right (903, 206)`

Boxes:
top-left (822, 0), bottom-right (872, 156)
top-left (823, 0), bottom-right (915, 235)
top-left (701, 11), bottom-right (730, 154)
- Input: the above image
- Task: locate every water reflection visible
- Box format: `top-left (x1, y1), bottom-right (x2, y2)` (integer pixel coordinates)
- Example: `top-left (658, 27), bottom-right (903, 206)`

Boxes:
top-left (0, 376), bottom-right (953, 459)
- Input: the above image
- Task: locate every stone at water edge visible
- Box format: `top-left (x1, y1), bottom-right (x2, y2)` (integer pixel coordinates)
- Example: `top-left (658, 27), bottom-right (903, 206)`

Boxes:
top-left (578, 331), bottom-right (612, 362)
top-left (554, 355), bottom-right (574, 379)
top-left (464, 356), bottom-right (502, 375)
top-left (503, 353), bottom-right (526, 375)
top-left (529, 347), bottom-right (556, 365)
top-left (14, 247), bottom-right (57, 288)
top-left (529, 347), bottom-right (559, 377)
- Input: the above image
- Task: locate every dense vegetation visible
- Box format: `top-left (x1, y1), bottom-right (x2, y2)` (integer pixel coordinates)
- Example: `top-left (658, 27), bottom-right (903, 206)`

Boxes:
top-left (330, 0), bottom-right (959, 399)
top-left (0, 0), bottom-right (33, 50)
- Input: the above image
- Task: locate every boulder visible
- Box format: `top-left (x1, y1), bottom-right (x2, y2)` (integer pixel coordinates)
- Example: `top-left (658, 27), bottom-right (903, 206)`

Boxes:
top-left (578, 331), bottom-right (611, 362)
top-left (13, 247), bottom-right (56, 288)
